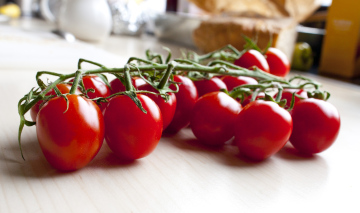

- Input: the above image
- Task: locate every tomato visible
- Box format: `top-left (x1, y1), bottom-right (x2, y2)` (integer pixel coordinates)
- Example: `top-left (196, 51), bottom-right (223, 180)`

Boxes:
top-left (274, 88), bottom-right (307, 109)
top-left (109, 76), bottom-right (146, 94)
top-left (289, 98), bottom-right (340, 154)
top-left (234, 100), bottom-right (293, 161)
top-left (265, 47), bottom-right (290, 77)
top-left (77, 75), bottom-right (111, 111)
top-left (30, 84), bottom-right (81, 122)
top-left (220, 76), bottom-right (258, 91)
top-left (241, 92), bottom-right (266, 107)
top-left (137, 83), bottom-right (177, 129)
top-left (190, 91), bottom-right (242, 146)
top-left (193, 77), bottom-right (227, 97)
top-left (164, 75), bottom-right (198, 134)
top-left (80, 75), bottom-right (111, 99)
top-left (36, 94), bottom-right (104, 171)
top-left (103, 94), bottom-right (162, 160)
top-left (234, 49), bottom-right (270, 73)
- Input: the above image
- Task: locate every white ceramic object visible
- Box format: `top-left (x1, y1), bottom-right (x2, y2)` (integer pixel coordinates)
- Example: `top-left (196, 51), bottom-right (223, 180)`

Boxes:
top-left (40, 0), bottom-right (112, 42)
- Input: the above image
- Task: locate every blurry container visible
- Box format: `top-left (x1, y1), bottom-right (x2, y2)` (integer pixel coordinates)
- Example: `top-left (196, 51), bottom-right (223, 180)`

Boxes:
top-left (319, 0), bottom-right (360, 78)
top-left (153, 12), bottom-right (205, 47)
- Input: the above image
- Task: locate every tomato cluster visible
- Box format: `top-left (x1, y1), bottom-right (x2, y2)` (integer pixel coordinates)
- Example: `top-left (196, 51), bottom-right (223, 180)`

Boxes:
top-left (18, 44), bottom-right (341, 172)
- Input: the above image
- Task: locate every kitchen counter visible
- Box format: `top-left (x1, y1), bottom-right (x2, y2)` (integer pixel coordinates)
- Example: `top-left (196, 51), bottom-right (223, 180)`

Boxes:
top-left (1, 18), bottom-right (360, 213)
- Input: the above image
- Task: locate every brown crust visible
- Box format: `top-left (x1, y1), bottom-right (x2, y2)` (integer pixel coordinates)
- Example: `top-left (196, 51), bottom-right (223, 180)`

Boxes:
top-left (192, 17), bottom-right (295, 53)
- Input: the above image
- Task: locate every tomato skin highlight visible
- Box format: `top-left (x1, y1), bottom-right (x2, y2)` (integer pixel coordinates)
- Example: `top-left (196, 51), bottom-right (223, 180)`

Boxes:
top-left (193, 77), bottom-right (227, 97)
top-left (265, 47), bottom-right (290, 77)
top-left (234, 100), bottom-right (293, 161)
top-left (103, 94), bottom-right (163, 160)
top-left (221, 76), bottom-right (258, 91)
top-left (289, 98), bottom-right (340, 154)
top-left (137, 83), bottom-right (177, 130)
top-left (165, 75), bottom-right (198, 134)
top-left (190, 91), bottom-right (242, 146)
top-left (36, 94), bottom-right (104, 171)
top-left (234, 49), bottom-right (270, 73)
top-left (30, 84), bottom-right (81, 122)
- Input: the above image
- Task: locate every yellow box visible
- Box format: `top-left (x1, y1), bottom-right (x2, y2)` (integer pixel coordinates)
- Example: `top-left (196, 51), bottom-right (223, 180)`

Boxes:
top-left (319, 0), bottom-right (360, 78)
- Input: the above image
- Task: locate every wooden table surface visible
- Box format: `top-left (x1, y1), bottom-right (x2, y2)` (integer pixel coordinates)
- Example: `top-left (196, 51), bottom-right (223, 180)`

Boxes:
top-left (1, 18), bottom-right (360, 213)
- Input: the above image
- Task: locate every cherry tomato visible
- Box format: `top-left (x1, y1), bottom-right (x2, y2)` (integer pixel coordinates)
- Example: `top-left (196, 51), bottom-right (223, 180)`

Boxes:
top-left (265, 47), bottom-right (290, 77)
top-left (81, 75), bottom-right (110, 99)
top-left (190, 91), bottom-right (242, 146)
top-left (241, 92), bottom-right (266, 107)
top-left (193, 77), bottom-right (227, 97)
top-left (165, 75), bottom-right (198, 134)
top-left (274, 88), bottom-right (307, 109)
top-left (30, 84), bottom-right (81, 122)
top-left (289, 98), bottom-right (340, 154)
top-left (78, 75), bottom-right (111, 111)
top-left (36, 94), bottom-right (104, 171)
top-left (234, 100), bottom-right (293, 161)
top-left (220, 76), bottom-right (258, 91)
top-left (109, 77), bottom-right (146, 94)
top-left (103, 94), bottom-right (162, 160)
top-left (234, 49), bottom-right (270, 73)
top-left (137, 83), bottom-right (177, 130)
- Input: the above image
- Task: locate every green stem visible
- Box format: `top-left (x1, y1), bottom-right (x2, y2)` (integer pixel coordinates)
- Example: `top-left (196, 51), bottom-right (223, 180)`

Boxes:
top-left (158, 62), bottom-right (175, 89)
top-left (70, 70), bottom-right (82, 94)
top-left (78, 58), bottom-right (106, 69)
top-left (123, 65), bottom-right (134, 91)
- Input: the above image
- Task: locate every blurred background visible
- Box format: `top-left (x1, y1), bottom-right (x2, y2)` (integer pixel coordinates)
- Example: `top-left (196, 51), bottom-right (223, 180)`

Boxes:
top-left (1, 0), bottom-right (359, 84)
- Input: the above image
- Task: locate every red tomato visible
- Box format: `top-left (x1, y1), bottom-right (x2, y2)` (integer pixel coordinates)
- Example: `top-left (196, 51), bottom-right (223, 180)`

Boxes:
top-left (103, 94), bottom-right (162, 160)
top-left (30, 84), bottom-right (81, 122)
top-left (241, 92), bottom-right (266, 107)
top-left (36, 94), bottom-right (104, 171)
top-left (137, 83), bottom-right (177, 130)
top-left (220, 76), bottom-right (258, 91)
top-left (109, 77), bottom-right (146, 94)
top-left (164, 75), bottom-right (198, 134)
top-left (190, 91), bottom-right (242, 146)
top-left (265, 47), bottom-right (290, 77)
top-left (234, 100), bottom-right (293, 161)
top-left (79, 75), bottom-right (111, 111)
top-left (274, 88), bottom-right (307, 109)
top-left (81, 75), bottom-right (111, 99)
top-left (289, 98), bottom-right (340, 154)
top-left (193, 77), bottom-right (227, 97)
top-left (234, 49), bottom-right (270, 73)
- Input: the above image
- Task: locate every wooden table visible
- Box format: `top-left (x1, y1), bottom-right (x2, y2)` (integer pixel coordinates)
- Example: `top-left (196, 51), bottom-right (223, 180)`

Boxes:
top-left (1, 18), bottom-right (360, 213)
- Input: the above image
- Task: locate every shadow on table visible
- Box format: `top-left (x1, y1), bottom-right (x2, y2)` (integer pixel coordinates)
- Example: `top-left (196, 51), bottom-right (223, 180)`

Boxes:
top-left (1, 135), bottom-right (140, 179)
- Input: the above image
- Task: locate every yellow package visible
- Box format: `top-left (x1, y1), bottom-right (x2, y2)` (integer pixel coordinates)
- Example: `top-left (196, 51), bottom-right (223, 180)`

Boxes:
top-left (319, 0), bottom-right (360, 78)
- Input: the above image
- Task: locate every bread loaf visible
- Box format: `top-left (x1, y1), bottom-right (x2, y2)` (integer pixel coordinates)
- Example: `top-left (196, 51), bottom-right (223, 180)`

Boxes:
top-left (192, 17), bottom-right (297, 59)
